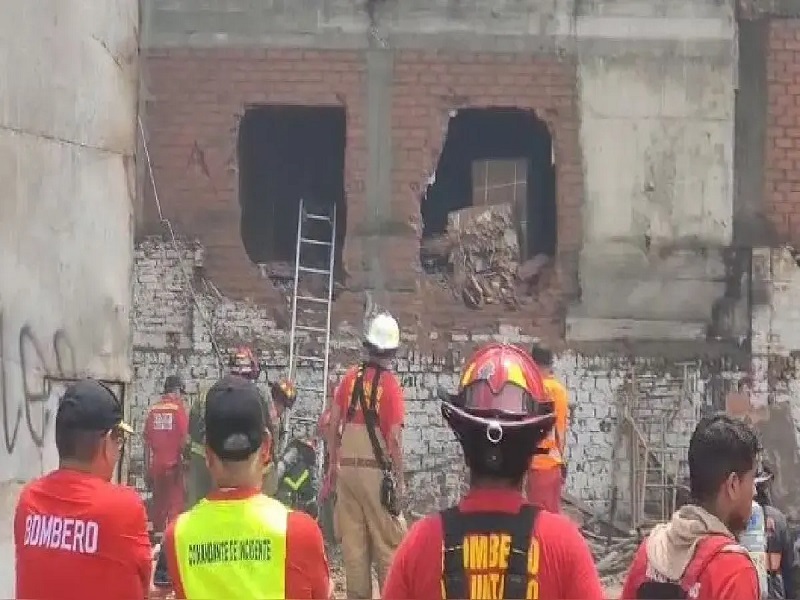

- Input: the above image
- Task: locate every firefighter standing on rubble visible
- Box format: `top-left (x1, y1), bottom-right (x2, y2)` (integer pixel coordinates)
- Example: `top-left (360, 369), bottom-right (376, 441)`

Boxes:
top-left (144, 374), bottom-right (189, 536)
top-left (325, 311), bottom-right (407, 599)
top-left (382, 343), bottom-right (604, 600)
top-left (263, 378), bottom-right (298, 496)
top-left (621, 413), bottom-right (760, 600)
top-left (186, 346), bottom-right (267, 507)
top-left (527, 343), bottom-right (569, 512)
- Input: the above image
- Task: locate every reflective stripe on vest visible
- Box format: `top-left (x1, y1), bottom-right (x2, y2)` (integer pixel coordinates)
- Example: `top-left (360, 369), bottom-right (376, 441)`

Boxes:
top-left (174, 494), bottom-right (288, 599)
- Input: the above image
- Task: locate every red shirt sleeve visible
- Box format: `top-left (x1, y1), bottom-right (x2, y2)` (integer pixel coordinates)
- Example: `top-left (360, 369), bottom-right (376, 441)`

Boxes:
top-left (383, 516), bottom-right (442, 599)
top-left (163, 520), bottom-right (187, 599)
top-left (286, 511), bottom-right (331, 599)
top-left (334, 369), bottom-right (354, 413)
top-left (176, 403), bottom-right (189, 439)
top-left (547, 515), bottom-right (604, 599)
top-left (706, 553), bottom-right (760, 600)
top-left (378, 372), bottom-right (405, 435)
top-left (112, 488), bottom-right (153, 598)
top-left (620, 542), bottom-right (648, 599)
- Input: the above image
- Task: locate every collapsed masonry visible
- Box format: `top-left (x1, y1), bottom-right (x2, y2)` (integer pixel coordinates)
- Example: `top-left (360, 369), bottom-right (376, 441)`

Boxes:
top-left (421, 203), bottom-right (552, 309)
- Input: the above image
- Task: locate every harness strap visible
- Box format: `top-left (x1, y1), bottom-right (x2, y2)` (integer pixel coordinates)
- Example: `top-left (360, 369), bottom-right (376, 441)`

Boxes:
top-left (441, 505), bottom-right (538, 600)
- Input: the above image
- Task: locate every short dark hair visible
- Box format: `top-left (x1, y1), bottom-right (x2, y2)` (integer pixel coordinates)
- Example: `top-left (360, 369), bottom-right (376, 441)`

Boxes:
top-left (530, 343), bottom-right (553, 368)
top-left (688, 413), bottom-right (760, 502)
top-left (163, 375), bottom-right (184, 395)
top-left (56, 429), bottom-right (106, 462)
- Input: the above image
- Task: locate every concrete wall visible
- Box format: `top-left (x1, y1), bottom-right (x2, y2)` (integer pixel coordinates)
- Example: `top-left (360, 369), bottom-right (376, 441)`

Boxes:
top-left (0, 2), bottom-right (139, 595)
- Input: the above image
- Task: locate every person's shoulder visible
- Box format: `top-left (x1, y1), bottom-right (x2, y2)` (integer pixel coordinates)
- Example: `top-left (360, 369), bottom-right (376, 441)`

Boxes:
top-left (95, 481), bottom-right (146, 511)
top-left (535, 510), bottom-right (588, 546)
top-left (287, 508), bottom-right (325, 547)
top-left (404, 511), bottom-right (444, 546)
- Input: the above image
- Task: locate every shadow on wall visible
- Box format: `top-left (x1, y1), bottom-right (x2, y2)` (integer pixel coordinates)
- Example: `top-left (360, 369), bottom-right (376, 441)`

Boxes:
top-left (237, 105), bottom-right (348, 279)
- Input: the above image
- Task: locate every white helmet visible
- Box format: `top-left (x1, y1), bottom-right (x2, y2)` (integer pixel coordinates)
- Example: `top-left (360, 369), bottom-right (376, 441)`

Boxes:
top-left (365, 312), bottom-right (400, 352)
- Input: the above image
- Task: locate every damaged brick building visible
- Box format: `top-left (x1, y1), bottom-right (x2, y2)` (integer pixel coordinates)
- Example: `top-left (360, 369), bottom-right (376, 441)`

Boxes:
top-left (133, 0), bottom-right (800, 524)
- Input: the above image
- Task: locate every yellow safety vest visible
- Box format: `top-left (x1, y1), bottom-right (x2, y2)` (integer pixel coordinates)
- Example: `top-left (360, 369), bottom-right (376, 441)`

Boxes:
top-left (174, 493), bottom-right (289, 599)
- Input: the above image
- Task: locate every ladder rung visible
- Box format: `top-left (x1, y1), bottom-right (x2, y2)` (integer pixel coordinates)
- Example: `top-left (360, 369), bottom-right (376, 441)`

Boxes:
top-left (301, 237), bottom-right (331, 247)
top-left (296, 385), bottom-right (324, 393)
top-left (297, 325), bottom-right (327, 333)
top-left (299, 266), bottom-right (330, 275)
top-left (297, 295), bottom-right (328, 304)
top-left (297, 355), bottom-right (325, 362)
top-left (305, 213), bottom-right (331, 222)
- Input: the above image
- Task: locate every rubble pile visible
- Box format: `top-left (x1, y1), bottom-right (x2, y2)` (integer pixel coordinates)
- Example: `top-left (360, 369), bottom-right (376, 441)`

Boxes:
top-left (447, 204), bottom-right (520, 309)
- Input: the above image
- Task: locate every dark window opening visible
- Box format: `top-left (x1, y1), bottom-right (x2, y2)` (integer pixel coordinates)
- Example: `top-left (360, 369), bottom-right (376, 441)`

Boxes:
top-left (237, 105), bottom-right (347, 283)
top-left (419, 108), bottom-right (556, 277)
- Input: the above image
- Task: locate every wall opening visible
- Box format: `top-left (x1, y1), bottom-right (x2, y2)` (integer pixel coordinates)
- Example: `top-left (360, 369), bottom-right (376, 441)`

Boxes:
top-left (418, 108), bottom-right (556, 305)
top-left (237, 105), bottom-right (347, 281)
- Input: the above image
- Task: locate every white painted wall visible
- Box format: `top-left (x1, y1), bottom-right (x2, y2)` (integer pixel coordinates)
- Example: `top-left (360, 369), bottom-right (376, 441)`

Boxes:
top-left (0, 2), bottom-right (139, 595)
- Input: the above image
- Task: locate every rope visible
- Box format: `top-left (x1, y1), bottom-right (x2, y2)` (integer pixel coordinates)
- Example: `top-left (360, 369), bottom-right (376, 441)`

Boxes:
top-left (137, 116), bottom-right (225, 372)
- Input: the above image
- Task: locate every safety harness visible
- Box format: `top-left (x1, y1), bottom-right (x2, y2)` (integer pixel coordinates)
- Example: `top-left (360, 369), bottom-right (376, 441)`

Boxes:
top-left (441, 504), bottom-right (539, 600)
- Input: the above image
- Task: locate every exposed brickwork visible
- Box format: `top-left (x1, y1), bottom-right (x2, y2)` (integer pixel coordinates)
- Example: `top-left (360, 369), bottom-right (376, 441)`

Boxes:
top-left (131, 237), bottom-right (743, 519)
top-left (140, 48), bottom-right (581, 342)
top-left (766, 20), bottom-right (800, 241)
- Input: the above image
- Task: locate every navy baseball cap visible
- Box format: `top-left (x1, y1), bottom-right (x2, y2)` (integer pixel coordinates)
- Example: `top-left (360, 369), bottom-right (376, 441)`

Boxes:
top-left (205, 375), bottom-right (267, 461)
top-left (56, 379), bottom-right (132, 434)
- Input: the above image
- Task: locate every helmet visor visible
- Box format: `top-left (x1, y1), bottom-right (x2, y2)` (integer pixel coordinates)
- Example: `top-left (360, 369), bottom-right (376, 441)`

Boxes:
top-left (461, 380), bottom-right (534, 414)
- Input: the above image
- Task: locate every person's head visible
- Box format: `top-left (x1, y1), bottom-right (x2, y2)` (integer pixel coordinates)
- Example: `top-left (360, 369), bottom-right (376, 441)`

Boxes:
top-left (530, 343), bottom-right (554, 373)
top-left (204, 375), bottom-right (274, 489)
top-left (364, 312), bottom-right (400, 363)
top-left (738, 376), bottom-right (753, 394)
top-left (688, 413), bottom-right (760, 533)
top-left (228, 346), bottom-right (260, 381)
top-left (55, 379), bottom-right (133, 480)
top-left (442, 343), bottom-right (555, 489)
top-left (269, 379), bottom-right (297, 417)
top-left (755, 462), bottom-right (774, 506)
top-left (163, 374), bottom-right (185, 396)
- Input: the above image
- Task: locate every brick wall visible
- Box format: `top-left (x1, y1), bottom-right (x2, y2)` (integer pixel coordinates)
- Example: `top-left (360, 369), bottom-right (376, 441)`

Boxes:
top-left (766, 19), bottom-right (800, 241)
top-left (140, 48), bottom-right (581, 340)
top-left (132, 237), bottom-right (743, 519)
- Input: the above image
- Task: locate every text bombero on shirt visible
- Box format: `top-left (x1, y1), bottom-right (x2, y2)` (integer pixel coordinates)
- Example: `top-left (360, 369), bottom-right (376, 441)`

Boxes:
top-left (23, 514), bottom-right (100, 554)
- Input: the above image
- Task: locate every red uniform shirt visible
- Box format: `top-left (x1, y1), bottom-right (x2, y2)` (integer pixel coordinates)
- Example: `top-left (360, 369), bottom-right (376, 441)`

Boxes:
top-left (334, 365), bottom-right (405, 438)
top-left (621, 535), bottom-right (759, 600)
top-left (143, 394), bottom-right (188, 476)
top-left (383, 488), bottom-right (604, 600)
top-left (14, 469), bottom-right (152, 600)
top-left (164, 488), bottom-right (331, 599)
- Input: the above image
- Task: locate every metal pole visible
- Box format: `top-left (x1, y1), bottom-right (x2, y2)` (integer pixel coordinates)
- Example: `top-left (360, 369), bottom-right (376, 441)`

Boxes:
top-left (288, 199), bottom-right (304, 381)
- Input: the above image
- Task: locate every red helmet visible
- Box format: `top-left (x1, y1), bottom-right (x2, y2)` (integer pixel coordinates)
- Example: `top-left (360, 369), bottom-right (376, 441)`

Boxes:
top-left (441, 343), bottom-right (555, 478)
top-left (229, 346), bottom-right (259, 380)
top-left (270, 379), bottom-right (297, 410)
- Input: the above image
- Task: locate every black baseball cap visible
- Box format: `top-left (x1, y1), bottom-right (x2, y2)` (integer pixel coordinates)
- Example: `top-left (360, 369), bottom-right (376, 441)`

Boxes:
top-left (56, 379), bottom-right (132, 434)
top-left (205, 375), bottom-right (267, 461)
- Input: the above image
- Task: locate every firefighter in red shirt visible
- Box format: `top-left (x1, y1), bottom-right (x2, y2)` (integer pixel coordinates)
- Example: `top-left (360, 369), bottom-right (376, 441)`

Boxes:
top-left (14, 379), bottom-right (151, 600)
top-left (621, 413), bottom-right (760, 600)
top-left (144, 374), bottom-right (189, 535)
top-left (383, 343), bottom-right (604, 600)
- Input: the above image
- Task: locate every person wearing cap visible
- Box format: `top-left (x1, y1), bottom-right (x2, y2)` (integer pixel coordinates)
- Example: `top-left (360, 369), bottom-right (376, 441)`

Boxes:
top-left (325, 312), bottom-right (407, 599)
top-left (527, 343), bottom-right (569, 512)
top-left (382, 343), bottom-right (603, 600)
top-left (14, 379), bottom-right (152, 600)
top-left (755, 464), bottom-right (796, 599)
top-left (162, 375), bottom-right (332, 599)
top-left (144, 374), bottom-right (190, 536)
top-left (186, 345), bottom-right (265, 507)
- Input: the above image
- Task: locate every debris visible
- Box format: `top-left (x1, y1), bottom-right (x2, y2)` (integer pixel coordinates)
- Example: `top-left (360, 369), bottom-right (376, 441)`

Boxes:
top-left (448, 203), bottom-right (520, 309)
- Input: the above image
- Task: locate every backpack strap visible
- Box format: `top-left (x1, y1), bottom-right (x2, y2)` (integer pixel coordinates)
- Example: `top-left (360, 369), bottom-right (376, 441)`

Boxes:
top-left (505, 505), bottom-right (537, 600)
top-left (440, 504), bottom-right (539, 600)
top-left (681, 535), bottom-right (748, 590)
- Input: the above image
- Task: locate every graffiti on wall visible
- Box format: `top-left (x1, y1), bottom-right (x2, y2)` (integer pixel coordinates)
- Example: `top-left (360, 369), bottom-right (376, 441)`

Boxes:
top-left (0, 309), bottom-right (77, 455)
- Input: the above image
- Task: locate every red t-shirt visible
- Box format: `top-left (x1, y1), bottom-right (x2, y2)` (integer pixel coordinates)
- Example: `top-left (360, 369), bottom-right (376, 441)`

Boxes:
top-left (334, 365), bottom-right (404, 439)
top-left (143, 394), bottom-right (189, 476)
top-left (164, 488), bottom-right (331, 599)
top-left (382, 488), bottom-right (604, 600)
top-left (14, 469), bottom-right (152, 600)
top-left (621, 536), bottom-right (759, 600)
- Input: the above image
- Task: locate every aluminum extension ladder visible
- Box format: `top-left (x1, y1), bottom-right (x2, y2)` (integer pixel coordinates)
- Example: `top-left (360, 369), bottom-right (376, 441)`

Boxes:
top-left (285, 198), bottom-right (336, 457)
